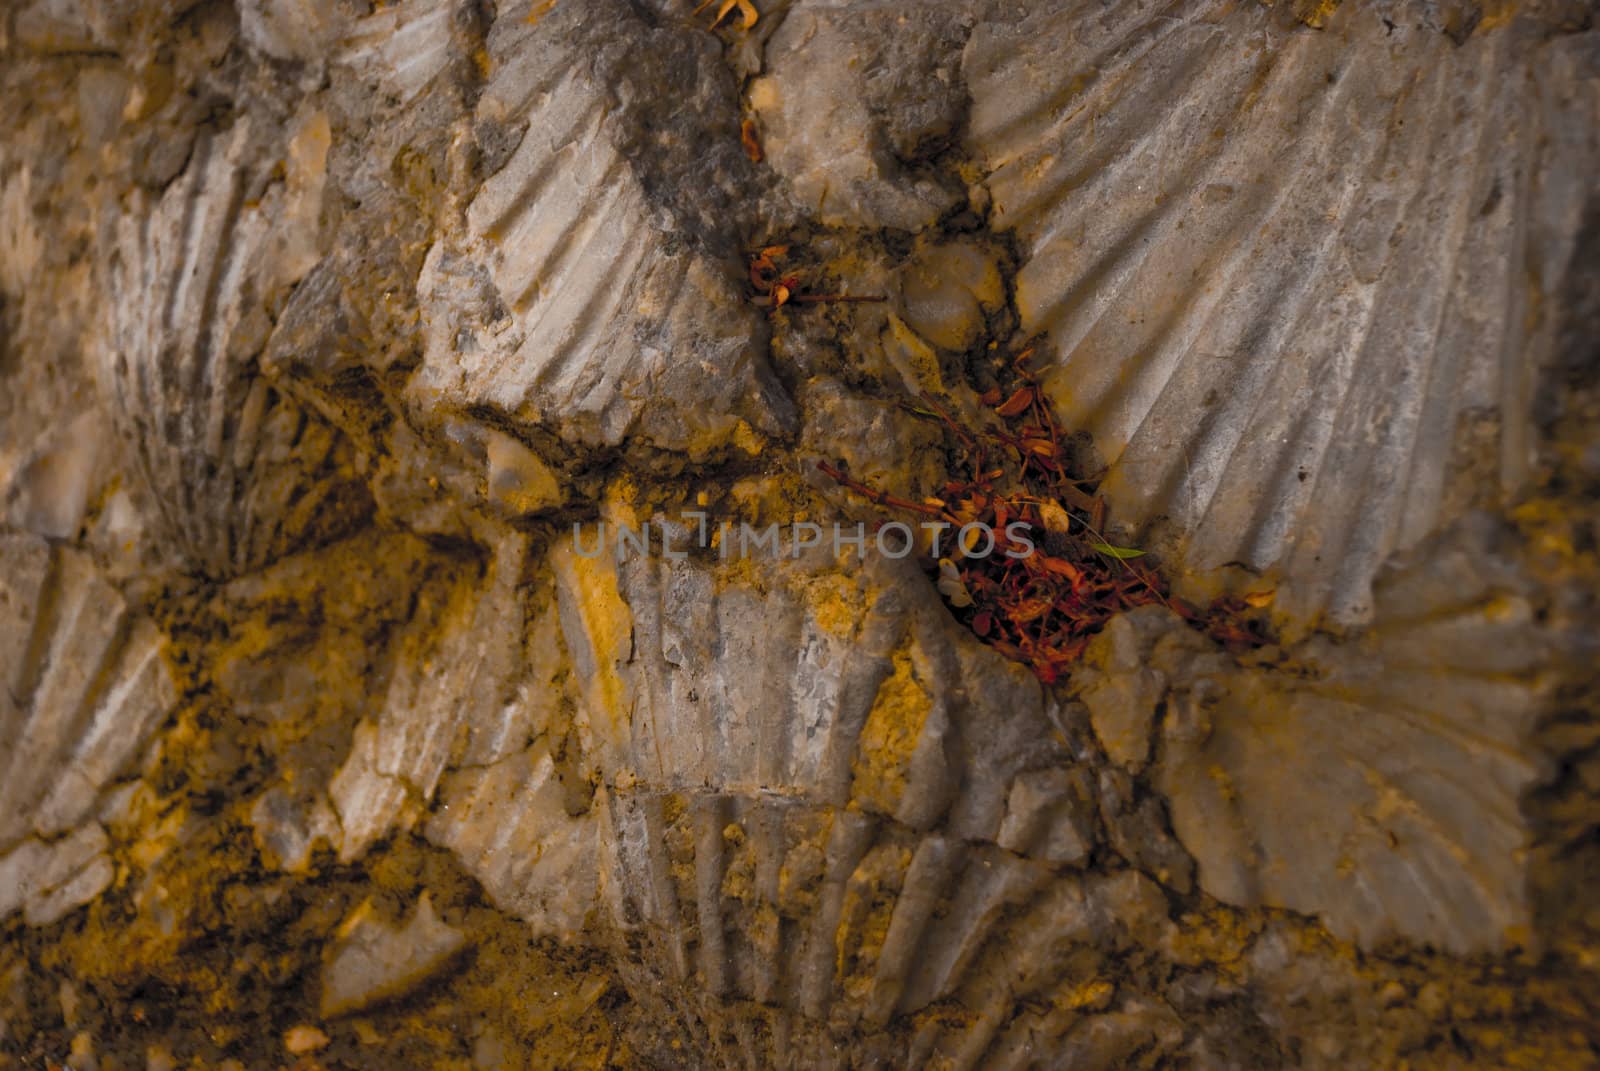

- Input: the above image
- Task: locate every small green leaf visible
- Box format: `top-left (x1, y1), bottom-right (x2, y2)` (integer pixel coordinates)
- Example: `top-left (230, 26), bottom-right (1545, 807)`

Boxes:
top-left (1090, 542), bottom-right (1146, 559)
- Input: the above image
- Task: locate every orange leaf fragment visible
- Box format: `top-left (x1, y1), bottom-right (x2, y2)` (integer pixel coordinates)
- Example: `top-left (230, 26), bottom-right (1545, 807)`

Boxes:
top-left (995, 386), bottom-right (1035, 417)
top-left (1010, 597), bottom-right (1054, 623)
top-left (1040, 557), bottom-right (1081, 581)
top-left (740, 118), bottom-right (763, 162)
top-left (710, 0), bottom-right (758, 29)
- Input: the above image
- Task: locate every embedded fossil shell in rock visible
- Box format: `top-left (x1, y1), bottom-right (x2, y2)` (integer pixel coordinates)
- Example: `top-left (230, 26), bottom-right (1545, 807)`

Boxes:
top-left (1149, 516), bottom-right (1558, 955)
top-left (99, 119), bottom-right (364, 579)
top-left (750, 4), bottom-right (965, 231)
top-left (549, 530), bottom-right (1169, 1063)
top-left (0, 531), bottom-right (175, 924)
top-left (328, 539), bottom-right (538, 862)
top-left (337, 0), bottom-right (454, 105)
top-left (237, 0), bottom-right (340, 65)
top-left (426, 737), bottom-right (600, 942)
top-left (2, 0), bottom-right (1595, 1062)
top-left (319, 891), bottom-right (469, 1019)
top-left (0, 154), bottom-right (44, 296)
top-left (895, 240), bottom-right (1006, 354)
top-left (964, 2), bottom-right (1598, 624)
top-left (1, 411), bottom-right (104, 541)
top-left (412, 5), bottom-right (794, 457)
top-left (1049, 516), bottom-right (1559, 956)
top-left (252, 535), bottom-right (602, 940)
top-left (422, 564), bottom-right (600, 941)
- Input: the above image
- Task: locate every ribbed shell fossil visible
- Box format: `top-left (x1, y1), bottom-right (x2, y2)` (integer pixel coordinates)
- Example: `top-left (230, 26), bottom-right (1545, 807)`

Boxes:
top-left (550, 531), bottom-right (1173, 1065)
top-left (1, 0), bottom-right (1592, 1063)
top-left (0, 531), bottom-right (174, 923)
top-left (338, 0), bottom-right (454, 105)
top-left (100, 119), bottom-right (362, 579)
top-left (328, 539), bottom-right (535, 862)
top-left (1149, 516), bottom-right (1557, 954)
top-left (964, 1), bottom-right (1596, 624)
top-left (412, 8), bottom-right (794, 456)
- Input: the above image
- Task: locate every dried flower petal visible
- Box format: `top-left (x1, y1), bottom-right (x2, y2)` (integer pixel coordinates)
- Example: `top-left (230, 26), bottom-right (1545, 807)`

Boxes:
top-left (1038, 501), bottom-right (1073, 535)
top-left (936, 558), bottom-right (974, 608)
top-left (995, 387), bottom-right (1035, 417)
top-left (740, 118), bottom-right (762, 162)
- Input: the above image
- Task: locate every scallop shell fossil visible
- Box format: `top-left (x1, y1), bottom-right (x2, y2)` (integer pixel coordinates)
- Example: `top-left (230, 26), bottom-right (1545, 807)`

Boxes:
top-left (238, 531), bottom-right (601, 946)
top-left (0, 530), bottom-right (175, 925)
top-left (963, 1), bottom-right (1597, 623)
top-left (412, 3), bottom-right (794, 456)
top-left (1144, 515), bottom-right (1558, 955)
top-left (539, 498), bottom-right (1567, 1064)
top-left (337, 0), bottom-right (456, 105)
top-left (550, 525), bottom-right (1198, 1066)
top-left (100, 118), bottom-right (364, 579)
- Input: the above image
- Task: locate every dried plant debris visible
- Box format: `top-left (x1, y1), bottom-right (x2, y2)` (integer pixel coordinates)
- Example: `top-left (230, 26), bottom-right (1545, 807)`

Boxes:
top-left (692, 0), bottom-right (759, 32)
top-left (822, 350), bottom-right (1273, 683)
top-left (748, 244), bottom-right (886, 310)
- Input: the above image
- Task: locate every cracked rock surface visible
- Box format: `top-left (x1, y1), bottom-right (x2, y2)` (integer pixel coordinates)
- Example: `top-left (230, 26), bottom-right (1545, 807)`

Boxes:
top-left (1, 1), bottom-right (1598, 1069)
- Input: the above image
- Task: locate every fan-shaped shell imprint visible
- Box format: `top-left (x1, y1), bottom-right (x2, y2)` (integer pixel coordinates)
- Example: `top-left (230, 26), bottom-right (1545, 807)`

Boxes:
top-left (101, 120), bottom-right (361, 579)
top-left (0, 531), bottom-right (175, 924)
top-left (412, 10), bottom-right (794, 455)
top-left (964, 2), bottom-right (1595, 623)
top-left (552, 532), bottom-right (1169, 1066)
top-left (1150, 516), bottom-right (1556, 955)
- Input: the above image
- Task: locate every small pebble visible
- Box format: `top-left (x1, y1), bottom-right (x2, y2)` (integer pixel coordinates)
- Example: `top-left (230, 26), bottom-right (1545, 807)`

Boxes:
top-left (59, 981), bottom-right (81, 1029)
top-left (284, 1025), bottom-right (330, 1055)
top-left (67, 1032), bottom-right (97, 1071)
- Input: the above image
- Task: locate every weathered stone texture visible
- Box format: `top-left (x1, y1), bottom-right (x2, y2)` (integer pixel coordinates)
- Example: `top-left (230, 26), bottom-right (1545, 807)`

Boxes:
top-left (0, 0), bottom-right (1596, 1068)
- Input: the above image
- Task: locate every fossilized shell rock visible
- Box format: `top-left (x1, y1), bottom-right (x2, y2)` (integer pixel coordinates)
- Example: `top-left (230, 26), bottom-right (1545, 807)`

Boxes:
top-left (98, 118), bottom-right (365, 579)
top-left (0, 531), bottom-right (175, 923)
top-left (243, 0), bottom-right (457, 84)
top-left (1, 0), bottom-right (1594, 1063)
top-left (244, 532), bottom-right (602, 939)
top-left (427, 737), bottom-right (599, 942)
top-left (337, 0), bottom-right (456, 105)
top-left (0, 411), bottom-right (104, 542)
top-left (237, 0), bottom-right (341, 66)
top-left (548, 527), bottom-right (1180, 1064)
top-left (894, 240), bottom-right (1006, 354)
top-left (964, 1), bottom-right (1599, 624)
top-left (0, 824), bottom-right (115, 928)
top-left (412, 2), bottom-right (794, 458)
top-left (328, 539), bottom-right (538, 862)
top-left (1067, 518), bottom-right (1558, 955)
top-left (750, 4), bottom-right (966, 231)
